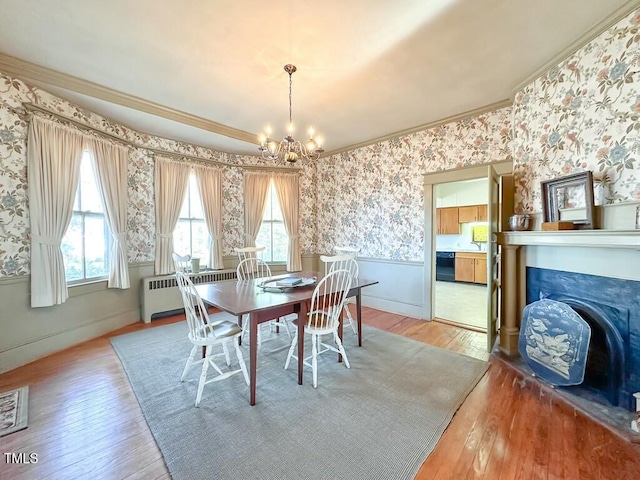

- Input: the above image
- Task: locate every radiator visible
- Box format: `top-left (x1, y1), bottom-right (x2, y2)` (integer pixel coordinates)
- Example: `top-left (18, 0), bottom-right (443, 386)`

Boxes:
top-left (140, 269), bottom-right (237, 323)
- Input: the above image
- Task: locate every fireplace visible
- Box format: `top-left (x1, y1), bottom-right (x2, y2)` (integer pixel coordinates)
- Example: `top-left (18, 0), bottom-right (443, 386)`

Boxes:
top-left (526, 267), bottom-right (639, 411)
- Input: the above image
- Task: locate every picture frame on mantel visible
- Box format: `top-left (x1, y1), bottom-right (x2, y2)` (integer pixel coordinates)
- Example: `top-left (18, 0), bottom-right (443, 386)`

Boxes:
top-left (541, 171), bottom-right (595, 230)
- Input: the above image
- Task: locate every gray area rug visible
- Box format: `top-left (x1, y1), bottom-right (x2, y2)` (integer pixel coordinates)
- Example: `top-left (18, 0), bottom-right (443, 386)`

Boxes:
top-left (110, 318), bottom-right (488, 480)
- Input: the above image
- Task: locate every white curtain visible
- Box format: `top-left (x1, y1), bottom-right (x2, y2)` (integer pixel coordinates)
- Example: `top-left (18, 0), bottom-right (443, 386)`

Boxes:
top-left (242, 171), bottom-right (271, 247)
top-left (193, 164), bottom-right (224, 269)
top-left (27, 116), bottom-right (85, 307)
top-left (88, 138), bottom-right (130, 288)
top-left (273, 173), bottom-right (302, 271)
top-left (154, 157), bottom-right (190, 275)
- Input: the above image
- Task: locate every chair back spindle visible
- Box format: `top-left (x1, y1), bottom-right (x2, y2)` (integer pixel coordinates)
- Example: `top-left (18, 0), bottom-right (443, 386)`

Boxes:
top-left (307, 268), bottom-right (352, 331)
top-left (175, 271), bottom-right (211, 342)
top-left (237, 257), bottom-right (272, 281)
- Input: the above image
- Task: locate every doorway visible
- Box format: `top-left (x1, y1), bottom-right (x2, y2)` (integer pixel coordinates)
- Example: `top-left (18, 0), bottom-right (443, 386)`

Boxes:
top-left (423, 160), bottom-right (513, 352)
top-left (433, 178), bottom-right (488, 331)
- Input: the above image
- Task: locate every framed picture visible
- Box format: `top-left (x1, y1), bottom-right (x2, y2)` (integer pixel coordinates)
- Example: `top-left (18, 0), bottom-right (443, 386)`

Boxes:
top-left (541, 171), bottom-right (595, 229)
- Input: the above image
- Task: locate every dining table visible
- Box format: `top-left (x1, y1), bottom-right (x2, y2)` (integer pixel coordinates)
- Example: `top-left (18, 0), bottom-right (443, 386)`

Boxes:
top-left (195, 270), bottom-right (378, 405)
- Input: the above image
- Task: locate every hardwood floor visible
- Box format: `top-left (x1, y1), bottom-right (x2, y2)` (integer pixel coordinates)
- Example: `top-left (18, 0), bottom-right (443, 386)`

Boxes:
top-left (1, 307), bottom-right (638, 479)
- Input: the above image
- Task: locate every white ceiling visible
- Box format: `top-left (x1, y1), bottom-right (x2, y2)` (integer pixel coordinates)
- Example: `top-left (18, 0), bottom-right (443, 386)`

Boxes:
top-left (0, 0), bottom-right (635, 156)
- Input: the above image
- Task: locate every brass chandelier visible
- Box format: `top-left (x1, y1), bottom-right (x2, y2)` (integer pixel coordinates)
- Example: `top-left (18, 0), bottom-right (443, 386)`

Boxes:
top-left (258, 64), bottom-right (324, 164)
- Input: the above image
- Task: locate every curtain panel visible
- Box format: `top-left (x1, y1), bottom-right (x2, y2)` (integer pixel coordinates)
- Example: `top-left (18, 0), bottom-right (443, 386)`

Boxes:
top-left (193, 164), bottom-right (224, 269)
top-left (273, 173), bottom-right (302, 271)
top-left (154, 157), bottom-right (190, 275)
top-left (88, 138), bottom-right (131, 288)
top-left (242, 171), bottom-right (271, 247)
top-left (27, 116), bottom-right (85, 307)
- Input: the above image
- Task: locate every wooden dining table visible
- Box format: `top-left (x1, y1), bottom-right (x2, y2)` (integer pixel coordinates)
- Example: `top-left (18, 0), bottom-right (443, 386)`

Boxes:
top-left (195, 270), bottom-right (378, 405)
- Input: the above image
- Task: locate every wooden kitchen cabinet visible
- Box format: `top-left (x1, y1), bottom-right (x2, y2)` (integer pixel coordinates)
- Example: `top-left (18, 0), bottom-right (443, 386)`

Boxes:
top-left (436, 207), bottom-right (459, 234)
top-left (455, 252), bottom-right (487, 284)
top-left (457, 204), bottom-right (488, 223)
top-left (475, 256), bottom-right (487, 284)
top-left (477, 204), bottom-right (487, 221)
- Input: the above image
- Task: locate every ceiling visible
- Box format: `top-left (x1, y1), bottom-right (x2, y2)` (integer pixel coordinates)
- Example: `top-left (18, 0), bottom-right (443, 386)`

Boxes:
top-left (0, 0), bottom-right (635, 156)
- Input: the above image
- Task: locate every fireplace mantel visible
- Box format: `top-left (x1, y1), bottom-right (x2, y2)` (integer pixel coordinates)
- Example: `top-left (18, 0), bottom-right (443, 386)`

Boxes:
top-left (496, 230), bottom-right (640, 356)
top-left (498, 230), bottom-right (640, 250)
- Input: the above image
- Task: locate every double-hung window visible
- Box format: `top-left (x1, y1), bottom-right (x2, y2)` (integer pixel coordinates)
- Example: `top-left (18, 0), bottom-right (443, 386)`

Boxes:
top-left (61, 151), bottom-right (111, 283)
top-left (256, 182), bottom-right (287, 263)
top-left (173, 173), bottom-right (209, 265)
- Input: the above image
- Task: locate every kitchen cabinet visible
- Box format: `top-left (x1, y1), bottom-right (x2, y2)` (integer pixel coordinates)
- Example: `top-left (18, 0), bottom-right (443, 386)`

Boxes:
top-left (436, 207), bottom-right (460, 234)
top-left (455, 252), bottom-right (487, 284)
top-left (457, 204), bottom-right (488, 223)
top-left (477, 204), bottom-right (487, 221)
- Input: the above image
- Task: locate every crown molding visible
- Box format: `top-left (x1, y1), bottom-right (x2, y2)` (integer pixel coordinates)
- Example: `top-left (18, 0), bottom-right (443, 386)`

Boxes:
top-left (0, 52), bottom-right (259, 146)
top-left (511, 0), bottom-right (640, 96)
top-left (322, 98), bottom-right (513, 158)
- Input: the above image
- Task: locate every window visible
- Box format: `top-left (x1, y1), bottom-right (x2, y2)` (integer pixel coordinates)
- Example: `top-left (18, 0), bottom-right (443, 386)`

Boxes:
top-left (174, 173), bottom-right (209, 264)
top-left (256, 182), bottom-right (287, 263)
top-left (61, 151), bottom-right (111, 283)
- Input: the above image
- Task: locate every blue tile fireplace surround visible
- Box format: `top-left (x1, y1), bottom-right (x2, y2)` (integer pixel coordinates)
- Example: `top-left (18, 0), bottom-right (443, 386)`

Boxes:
top-left (526, 267), bottom-right (640, 412)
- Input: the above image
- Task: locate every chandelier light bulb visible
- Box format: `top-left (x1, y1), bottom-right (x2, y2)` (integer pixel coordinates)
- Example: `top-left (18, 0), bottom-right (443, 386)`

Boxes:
top-left (306, 138), bottom-right (317, 152)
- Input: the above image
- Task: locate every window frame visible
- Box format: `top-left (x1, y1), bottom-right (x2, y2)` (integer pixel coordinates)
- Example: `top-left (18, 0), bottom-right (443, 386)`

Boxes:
top-left (62, 151), bottom-right (111, 286)
top-left (173, 172), bottom-right (210, 265)
top-left (257, 181), bottom-right (287, 265)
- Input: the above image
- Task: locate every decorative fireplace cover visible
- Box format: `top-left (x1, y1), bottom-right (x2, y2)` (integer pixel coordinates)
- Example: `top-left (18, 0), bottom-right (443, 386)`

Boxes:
top-left (519, 299), bottom-right (591, 386)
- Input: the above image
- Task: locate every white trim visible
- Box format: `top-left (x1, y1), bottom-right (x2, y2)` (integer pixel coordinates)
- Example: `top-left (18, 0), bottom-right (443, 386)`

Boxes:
top-left (498, 230), bottom-right (640, 249)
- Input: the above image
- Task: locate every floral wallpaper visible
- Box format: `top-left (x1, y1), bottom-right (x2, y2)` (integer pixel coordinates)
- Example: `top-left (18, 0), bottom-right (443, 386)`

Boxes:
top-left (316, 110), bottom-right (512, 261)
top-left (512, 9), bottom-right (640, 212)
top-left (0, 74), bottom-right (316, 277)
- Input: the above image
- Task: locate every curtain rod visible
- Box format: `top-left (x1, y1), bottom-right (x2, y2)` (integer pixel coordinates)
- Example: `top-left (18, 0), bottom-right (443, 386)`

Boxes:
top-left (21, 102), bottom-right (302, 173)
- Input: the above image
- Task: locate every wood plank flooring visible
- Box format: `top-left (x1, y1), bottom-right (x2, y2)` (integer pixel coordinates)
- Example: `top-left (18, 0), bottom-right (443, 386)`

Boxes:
top-left (1, 307), bottom-right (639, 479)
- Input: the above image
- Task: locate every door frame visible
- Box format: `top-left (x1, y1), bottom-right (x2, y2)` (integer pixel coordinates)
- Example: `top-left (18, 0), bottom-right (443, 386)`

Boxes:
top-left (423, 160), bottom-right (513, 340)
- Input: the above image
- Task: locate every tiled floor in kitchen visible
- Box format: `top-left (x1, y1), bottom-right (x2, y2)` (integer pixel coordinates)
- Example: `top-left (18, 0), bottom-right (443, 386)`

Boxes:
top-left (434, 280), bottom-right (487, 331)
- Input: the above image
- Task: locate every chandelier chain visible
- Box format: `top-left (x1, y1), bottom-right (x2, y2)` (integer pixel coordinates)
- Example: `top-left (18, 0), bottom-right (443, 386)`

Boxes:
top-left (289, 71), bottom-right (293, 127)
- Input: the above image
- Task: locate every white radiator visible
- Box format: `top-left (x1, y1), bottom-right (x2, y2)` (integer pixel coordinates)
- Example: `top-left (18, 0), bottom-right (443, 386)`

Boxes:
top-left (140, 269), bottom-right (237, 323)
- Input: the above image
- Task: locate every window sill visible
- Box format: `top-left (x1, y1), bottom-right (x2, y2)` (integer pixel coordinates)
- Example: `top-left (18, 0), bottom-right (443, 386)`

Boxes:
top-left (68, 278), bottom-right (109, 297)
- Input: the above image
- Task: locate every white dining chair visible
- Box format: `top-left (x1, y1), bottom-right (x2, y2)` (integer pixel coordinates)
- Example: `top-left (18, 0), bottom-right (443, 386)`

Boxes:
top-left (173, 252), bottom-right (191, 273)
top-left (284, 268), bottom-right (353, 388)
top-left (236, 257), bottom-right (292, 347)
top-left (321, 254), bottom-right (358, 335)
top-left (175, 271), bottom-right (249, 407)
top-left (235, 246), bottom-right (266, 264)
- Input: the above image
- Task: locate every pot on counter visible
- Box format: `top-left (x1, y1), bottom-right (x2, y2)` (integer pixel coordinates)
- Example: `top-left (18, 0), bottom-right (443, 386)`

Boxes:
top-left (509, 214), bottom-right (531, 231)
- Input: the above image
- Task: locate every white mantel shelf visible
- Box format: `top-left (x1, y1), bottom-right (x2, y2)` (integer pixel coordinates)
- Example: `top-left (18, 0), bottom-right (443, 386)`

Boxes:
top-left (498, 230), bottom-right (640, 250)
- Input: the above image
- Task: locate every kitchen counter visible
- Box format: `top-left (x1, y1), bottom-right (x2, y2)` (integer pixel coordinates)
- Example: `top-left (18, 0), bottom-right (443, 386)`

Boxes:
top-left (436, 249), bottom-right (486, 253)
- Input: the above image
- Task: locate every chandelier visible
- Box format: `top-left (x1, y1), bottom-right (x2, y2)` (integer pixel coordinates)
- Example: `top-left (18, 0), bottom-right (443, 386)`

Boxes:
top-left (258, 64), bottom-right (324, 164)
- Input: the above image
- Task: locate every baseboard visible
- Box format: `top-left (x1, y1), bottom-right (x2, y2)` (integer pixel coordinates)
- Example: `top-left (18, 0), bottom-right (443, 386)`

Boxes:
top-left (361, 295), bottom-right (424, 319)
top-left (0, 308), bottom-right (139, 374)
